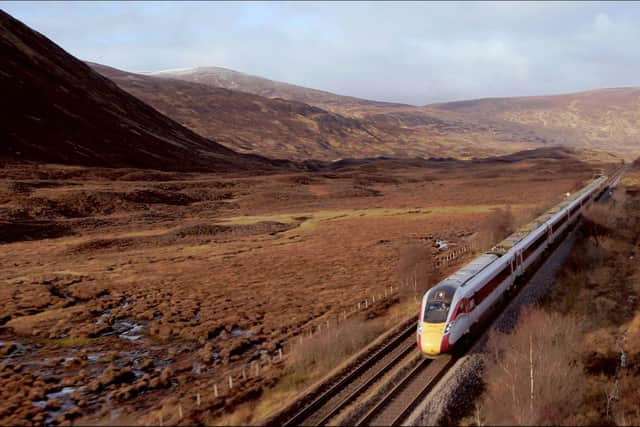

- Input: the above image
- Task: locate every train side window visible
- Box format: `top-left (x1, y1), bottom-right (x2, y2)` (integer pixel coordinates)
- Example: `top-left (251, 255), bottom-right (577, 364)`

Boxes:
top-left (423, 285), bottom-right (455, 323)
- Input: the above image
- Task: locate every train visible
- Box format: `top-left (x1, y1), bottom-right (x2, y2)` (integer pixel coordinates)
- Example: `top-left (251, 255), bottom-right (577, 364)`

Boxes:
top-left (417, 173), bottom-right (616, 357)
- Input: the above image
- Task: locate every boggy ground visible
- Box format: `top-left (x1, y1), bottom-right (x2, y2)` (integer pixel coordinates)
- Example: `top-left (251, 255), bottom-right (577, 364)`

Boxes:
top-left (0, 154), bottom-right (612, 425)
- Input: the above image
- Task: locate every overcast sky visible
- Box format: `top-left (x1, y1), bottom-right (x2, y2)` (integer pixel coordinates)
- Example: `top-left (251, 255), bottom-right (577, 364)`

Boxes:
top-left (3, 1), bottom-right (640, 105)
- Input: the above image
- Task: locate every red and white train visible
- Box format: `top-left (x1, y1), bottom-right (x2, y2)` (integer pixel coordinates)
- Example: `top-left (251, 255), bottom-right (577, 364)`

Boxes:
top-left (417, 174), bottom-right (613, 357)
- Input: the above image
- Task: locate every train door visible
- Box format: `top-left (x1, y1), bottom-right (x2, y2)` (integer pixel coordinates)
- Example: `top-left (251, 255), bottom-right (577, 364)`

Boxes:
top-left (516, 250), bottom-right (524, 274)
top-left (509, 257), bottom-right (516, 288)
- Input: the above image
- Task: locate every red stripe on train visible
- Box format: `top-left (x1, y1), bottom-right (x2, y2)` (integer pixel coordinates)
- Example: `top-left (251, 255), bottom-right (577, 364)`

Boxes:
top-left (440, 333), bottom-right (450, 353)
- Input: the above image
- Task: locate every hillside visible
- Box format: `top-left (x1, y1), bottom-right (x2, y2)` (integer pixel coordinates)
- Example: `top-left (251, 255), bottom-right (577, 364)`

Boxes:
top-left (0, 10), bottom-right (272, 172)
top-left (431, 88), bottom-right (640, 159)
top-left (152, 67), bottom-right (640, 160)
top-left (94, 64), bottom-right (541, 161)
top-left (145, 66), bottom-right (407, 115)
top-left (4, 6), bottom-right (603, 168)
top-left (92, 63), bottom-right (411, 161)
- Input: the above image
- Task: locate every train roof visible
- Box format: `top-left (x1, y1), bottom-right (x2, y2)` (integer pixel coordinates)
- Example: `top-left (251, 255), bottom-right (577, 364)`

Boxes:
top-left (489, 211), bottom-right (551, 255)
top-left (425, 175), bottom-right (612, 301)
top-left (489, 176), bottom-right (605, 256)
top-left (437, 253), bottom-right (499, 289)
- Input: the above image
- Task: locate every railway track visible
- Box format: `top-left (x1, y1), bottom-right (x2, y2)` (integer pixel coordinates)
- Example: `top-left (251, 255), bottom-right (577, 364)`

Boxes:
top-left (356, 355), bottom-right (453, 426)
top-left (282, 323), bottom-right (418, 426)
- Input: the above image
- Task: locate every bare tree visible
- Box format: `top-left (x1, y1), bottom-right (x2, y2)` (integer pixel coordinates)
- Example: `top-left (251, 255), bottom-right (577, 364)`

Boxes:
top-left (474, 207), bottom-right (516, 251)
top-left (478, 308), bottom-right (584, 426)
top-left (397, 242), bottom-right (438, 300)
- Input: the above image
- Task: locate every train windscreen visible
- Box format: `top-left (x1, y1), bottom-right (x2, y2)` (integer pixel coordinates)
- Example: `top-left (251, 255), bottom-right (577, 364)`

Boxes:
top-left (423, 285), bottom-right (456, 323)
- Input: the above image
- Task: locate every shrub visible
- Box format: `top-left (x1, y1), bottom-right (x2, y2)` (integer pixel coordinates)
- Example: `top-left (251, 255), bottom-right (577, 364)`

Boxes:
top-left (473, 207), bottom-right (516, 251)
top-left (285, 317), bottom-right (387, 379)
top-left (397, 242), bottom-right (437, 299)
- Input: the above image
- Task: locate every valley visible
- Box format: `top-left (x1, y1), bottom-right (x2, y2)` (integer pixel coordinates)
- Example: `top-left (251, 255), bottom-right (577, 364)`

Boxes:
top-left (0, 149), bottom-right (619, 424)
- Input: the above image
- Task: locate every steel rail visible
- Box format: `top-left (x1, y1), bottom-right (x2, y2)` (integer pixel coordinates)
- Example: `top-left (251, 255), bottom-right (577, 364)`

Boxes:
top-left (356, 355), bottom-right (452, 426)
top-left (312, 337), bottom-right (417, 426)
top-left (282, 323), bottom-right (416, 426)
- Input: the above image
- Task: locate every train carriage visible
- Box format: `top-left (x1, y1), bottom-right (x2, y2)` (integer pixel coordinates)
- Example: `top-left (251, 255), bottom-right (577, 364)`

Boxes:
top-left (417, 175), bottom-right (611, 357)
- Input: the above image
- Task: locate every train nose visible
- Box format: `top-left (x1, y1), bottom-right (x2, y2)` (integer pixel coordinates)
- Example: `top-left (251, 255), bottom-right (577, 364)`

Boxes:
top-left (419, 323), bottom-right (446, 356)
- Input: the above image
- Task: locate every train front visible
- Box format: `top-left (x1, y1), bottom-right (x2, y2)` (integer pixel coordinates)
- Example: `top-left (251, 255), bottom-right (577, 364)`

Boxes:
top-left (417, 285), bottom-right (455, 357)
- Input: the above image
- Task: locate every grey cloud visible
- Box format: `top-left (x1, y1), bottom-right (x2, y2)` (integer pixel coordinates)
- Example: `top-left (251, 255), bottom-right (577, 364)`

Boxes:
top-left (3, 1), bottom-right (640, 104)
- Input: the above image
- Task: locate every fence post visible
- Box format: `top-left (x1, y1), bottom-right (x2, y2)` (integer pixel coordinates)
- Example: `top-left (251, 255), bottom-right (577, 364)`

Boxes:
top-left (214, 384), bottom-right (219, 397)
top-left (229, 375), bottom-right (233, 389)
top-left (278, 348), bottom-right (283, 361)
top-left (197, 393), bottom-right (201, 407)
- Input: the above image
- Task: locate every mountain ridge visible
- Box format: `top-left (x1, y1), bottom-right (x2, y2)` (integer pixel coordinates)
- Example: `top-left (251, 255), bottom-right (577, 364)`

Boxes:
top-left (150, 66), bottom-right (640, 159)
top-left (145, 65), bottom-right (410, 113)
top-left (92, 63), bottom-right (543, 161)
top-left (0, 10), bottom-right (276, 172)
